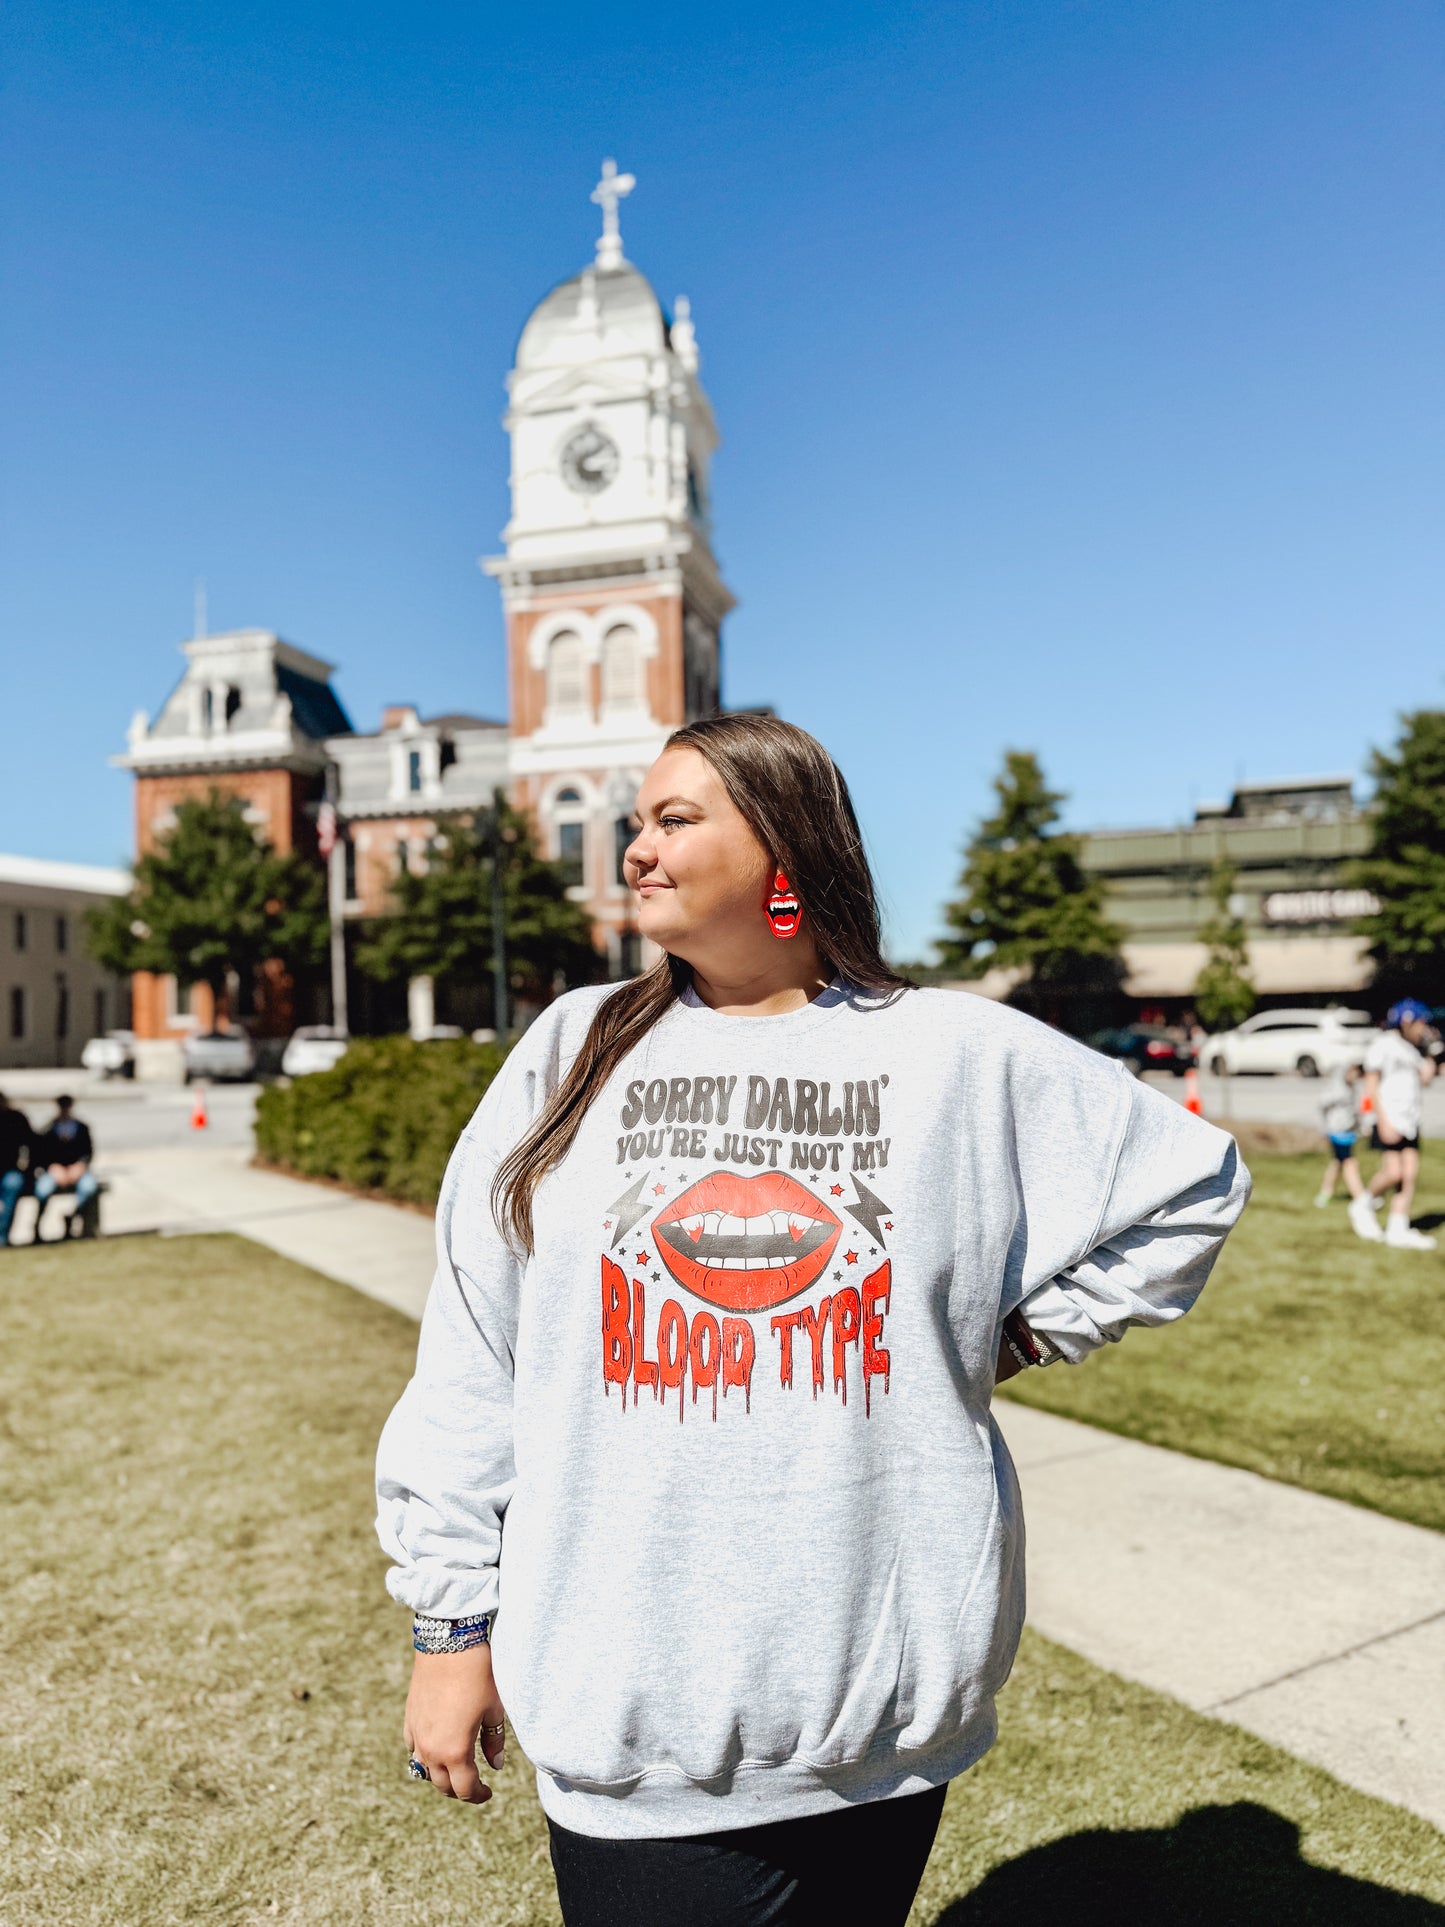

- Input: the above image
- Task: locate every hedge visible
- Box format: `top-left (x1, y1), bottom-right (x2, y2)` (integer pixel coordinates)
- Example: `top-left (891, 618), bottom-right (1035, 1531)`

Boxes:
top-left (253, 1036), bottom-right (510, 1207)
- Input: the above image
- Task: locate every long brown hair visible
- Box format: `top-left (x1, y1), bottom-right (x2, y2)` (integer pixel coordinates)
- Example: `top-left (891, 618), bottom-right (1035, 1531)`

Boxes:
top-left (492, 714), bottom-right (912, 1250)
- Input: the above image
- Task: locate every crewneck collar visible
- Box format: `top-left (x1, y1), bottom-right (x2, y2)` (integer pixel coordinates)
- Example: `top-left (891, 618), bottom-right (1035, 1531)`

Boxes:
top-left (673, 975), bottom-right (860, 1032)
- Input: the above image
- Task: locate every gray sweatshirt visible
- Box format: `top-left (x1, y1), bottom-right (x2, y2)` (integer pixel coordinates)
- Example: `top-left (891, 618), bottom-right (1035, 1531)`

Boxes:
top-left (376, 982), bottom-right (1249, 1838)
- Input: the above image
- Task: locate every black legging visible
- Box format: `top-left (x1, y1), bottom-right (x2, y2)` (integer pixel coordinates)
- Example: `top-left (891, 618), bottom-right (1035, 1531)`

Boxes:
top-left (548, 1782), bottom-right (948, 1926)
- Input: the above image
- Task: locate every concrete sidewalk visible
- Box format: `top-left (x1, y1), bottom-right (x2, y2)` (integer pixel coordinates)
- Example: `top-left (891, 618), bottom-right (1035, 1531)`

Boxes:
top-left (73, 1142), bottom-right (1445, 1837)
top-left (58, 1141), bottom-right (436, 1319)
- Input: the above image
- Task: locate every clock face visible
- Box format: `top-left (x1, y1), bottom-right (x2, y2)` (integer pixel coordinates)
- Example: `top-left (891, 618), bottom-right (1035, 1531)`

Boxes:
top-left (560, 424), bottom-right (620, 495)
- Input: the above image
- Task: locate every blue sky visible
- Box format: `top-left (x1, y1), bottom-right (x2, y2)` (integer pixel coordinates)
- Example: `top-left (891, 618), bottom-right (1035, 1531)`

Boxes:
top-left (3, 0), bottom-right (1442, 958)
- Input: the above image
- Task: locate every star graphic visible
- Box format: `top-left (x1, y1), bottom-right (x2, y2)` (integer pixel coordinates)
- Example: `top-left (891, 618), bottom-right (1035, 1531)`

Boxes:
top-left (653, 1183), bottom-right (667, 1197)
top-left (829, 1183), bottom-right (844, 1196)
top-left (884, 1221), bottom-right (893, 1232)
top-left (832, 1270), bottom-right (842, 1281)
top-left (603, 1220), bottom-right (612, 1230)
top-left (844, 1249), bottom-right (859, 1265)
top-left (651, 1271), bottom-right (660, 1282)
top-left (636, 1251), bottom-right (651, 1267)
top-left (605, 1172), bottom-right (653, 1249)
top-left (869, 1247), bottom-right (877, 1256)
top-left (843, 1177), bottom-right (894, 1247)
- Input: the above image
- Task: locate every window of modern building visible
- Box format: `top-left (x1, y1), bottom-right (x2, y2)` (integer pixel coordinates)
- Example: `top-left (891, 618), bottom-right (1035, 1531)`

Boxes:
top-left (408, 749), bottom-right (423, 793)
top-left (546, 632), bottom-right (588, 718)
top-left (14, 911), bottom-right (26, 952)
top-left (600, 625), bottom-right (643, 712)
top-left (9, 986), bottom-right (24, 1039)
top-left (56, 914), bottom-right (68, 953)
top-left (56, 973), bottom-right (69, 1041)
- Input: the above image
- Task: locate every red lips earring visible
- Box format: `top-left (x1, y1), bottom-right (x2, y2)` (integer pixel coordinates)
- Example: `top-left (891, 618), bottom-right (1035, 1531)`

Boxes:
top-left (766, 871), bottom-right (801, 939)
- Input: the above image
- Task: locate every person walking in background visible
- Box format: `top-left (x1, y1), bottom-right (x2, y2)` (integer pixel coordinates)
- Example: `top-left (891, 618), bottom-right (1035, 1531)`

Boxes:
top-left (0, 1092), bottom-right (33, 1246)
top-left (31, 1095), bottom-right (98, 1243)
top-left (1351, 1000), bottom-right (1438, 1250)
top-left (1315, 1061), bottom-right (1366, 1209)
top-left (376, 714), bottom-right (1251, 1927)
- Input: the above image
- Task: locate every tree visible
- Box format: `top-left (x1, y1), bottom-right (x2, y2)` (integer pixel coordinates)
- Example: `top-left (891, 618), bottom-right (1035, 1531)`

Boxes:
top-left (356, 802), bottom-right (599, 1018)
top-left (938, 750), bottom-right (1123, 1022)
top-left (1192, 859), bottom-right (1255, 1032)
top-left (87, 790), bottom-right (327, 1022)
top-left (1349, 710), bottom-right (1445, 997)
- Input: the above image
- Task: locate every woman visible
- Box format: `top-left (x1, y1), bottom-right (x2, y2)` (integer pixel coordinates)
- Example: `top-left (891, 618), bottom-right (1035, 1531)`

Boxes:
top-left (1352, 998), bottom-right (1438, 1250)
top-left (377, 715), bottom-right (1249, 1925)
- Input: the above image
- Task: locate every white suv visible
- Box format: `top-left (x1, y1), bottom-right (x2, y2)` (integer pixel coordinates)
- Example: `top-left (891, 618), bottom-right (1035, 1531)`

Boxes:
top-left (1204, 1008), bottom-right (1378, 1078)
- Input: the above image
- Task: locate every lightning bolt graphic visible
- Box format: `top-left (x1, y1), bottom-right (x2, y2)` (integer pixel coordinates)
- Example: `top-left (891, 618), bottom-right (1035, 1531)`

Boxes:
top-left (843, 1176), bottom-right (893, 1248)
top-left (607, 1171), bottom-right (654, 1249)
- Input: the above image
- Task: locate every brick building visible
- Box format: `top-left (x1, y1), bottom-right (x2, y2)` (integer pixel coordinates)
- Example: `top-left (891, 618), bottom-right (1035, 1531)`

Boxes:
top-left (114, 629), bottom-right (352, 1066)
top-left (115, 163), bottom-right (736, 1051)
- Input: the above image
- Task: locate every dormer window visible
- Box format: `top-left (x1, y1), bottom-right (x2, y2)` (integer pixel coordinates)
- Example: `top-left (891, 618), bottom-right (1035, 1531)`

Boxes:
top-left (224, 685), bottom-right (242, 726)
top-left (408, 750), bottom-right (423, 794)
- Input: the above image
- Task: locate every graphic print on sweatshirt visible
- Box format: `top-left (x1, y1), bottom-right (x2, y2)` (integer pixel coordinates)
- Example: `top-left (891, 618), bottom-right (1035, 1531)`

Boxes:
top-left (599, 1070), bottom-right (896, 1421)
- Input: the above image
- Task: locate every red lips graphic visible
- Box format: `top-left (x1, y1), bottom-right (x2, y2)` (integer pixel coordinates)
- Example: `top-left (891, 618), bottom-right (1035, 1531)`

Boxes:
top-left (653, 1171), bottom-right (841, 1313)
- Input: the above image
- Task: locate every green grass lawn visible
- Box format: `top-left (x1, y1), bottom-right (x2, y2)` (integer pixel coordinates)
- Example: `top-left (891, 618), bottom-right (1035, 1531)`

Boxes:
top-left (1004, 1140), bottom-right (1445, 1534)
top-left (4, 1234), bottom-right (1443, 1925)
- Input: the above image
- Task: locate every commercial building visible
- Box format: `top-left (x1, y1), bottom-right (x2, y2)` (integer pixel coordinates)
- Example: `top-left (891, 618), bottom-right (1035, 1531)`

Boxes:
top-left (0, 856), bottom-right (130, 1069)
top-left (1079, 776), bottom-right (1378, 1016)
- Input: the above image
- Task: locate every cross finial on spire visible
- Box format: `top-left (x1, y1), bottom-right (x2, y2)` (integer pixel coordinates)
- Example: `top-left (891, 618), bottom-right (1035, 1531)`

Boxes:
top-left (590, 158), bottom-right (635, 269)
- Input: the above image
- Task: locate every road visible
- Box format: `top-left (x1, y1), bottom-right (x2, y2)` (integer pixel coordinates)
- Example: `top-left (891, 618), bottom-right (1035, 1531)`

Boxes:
top-left (0, 1073), bottom-right (257, 1152)
top-left (1146, 1068), bottom-right (1445, 1133)
top-left (4, 1064), bottom-right (1444, 1161)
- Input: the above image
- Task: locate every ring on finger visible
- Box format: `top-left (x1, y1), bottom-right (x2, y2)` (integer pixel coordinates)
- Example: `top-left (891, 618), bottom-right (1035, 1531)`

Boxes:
top-left (407, 1755), bottom-right (431, 1781)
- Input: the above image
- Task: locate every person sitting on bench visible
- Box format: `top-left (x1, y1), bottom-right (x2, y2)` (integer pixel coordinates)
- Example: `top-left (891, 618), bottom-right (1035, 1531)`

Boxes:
top-left (0, 1091), bottom-right (33, 1246)
top-left (32, 1095), bottom-right (98, 1241)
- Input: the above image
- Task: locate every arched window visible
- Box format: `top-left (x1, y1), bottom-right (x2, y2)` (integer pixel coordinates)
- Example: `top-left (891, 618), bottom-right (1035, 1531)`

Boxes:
top-left (546, 631), bottom-right (588, 718)
top-left (552, 787), bottom-right (586, 889)
top-left (600, 624), bottom-right (643, 712)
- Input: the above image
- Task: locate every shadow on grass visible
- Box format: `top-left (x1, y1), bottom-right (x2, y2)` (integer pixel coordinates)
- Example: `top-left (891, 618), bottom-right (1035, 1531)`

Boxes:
top-left (1412, 1211), bottom-right (1445, 1231)
top-left (932, 1803), bottom-right (1445, 1923)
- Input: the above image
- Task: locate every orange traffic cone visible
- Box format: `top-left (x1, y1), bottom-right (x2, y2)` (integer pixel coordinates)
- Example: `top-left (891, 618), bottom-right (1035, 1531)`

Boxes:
top-left (190, 1083), bottom-right (209, 1129)
top-left (1184, 1067), bottom-right (1203, 1117)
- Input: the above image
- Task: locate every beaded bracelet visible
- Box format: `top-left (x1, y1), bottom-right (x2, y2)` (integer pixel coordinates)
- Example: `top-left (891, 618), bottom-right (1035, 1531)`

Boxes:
top-left (413, 1611), bottom-right (492, 1655)
top-left (1001, 1307), bottom-right (1062, 1371)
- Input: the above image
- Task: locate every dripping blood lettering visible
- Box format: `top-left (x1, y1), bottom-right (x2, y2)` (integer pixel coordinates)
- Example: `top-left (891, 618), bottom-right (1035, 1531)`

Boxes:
top-left (602, 1255), bottom-right (892, 1422)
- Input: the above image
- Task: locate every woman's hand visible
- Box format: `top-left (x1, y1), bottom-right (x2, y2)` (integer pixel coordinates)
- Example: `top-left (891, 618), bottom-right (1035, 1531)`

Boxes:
top-left (404, 1646), bottom-right (508, 1804)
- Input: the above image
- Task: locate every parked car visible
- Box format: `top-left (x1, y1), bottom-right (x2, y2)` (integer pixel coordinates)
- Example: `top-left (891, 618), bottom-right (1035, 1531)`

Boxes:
top-left (281, 1027), bottom-right (350, 1078)
top-left (183, 1028), bottom-right (257, 1082)
top-left (1203, 1008), bottom-right (1378, 1078)
top-left (1088, 1024), bottom-right (1197, 1077)
top-left (81, 1029), bottom-right (135, 1078)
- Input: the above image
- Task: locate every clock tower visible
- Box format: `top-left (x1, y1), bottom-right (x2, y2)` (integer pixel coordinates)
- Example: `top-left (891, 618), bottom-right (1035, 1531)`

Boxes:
top-left (483, 160), bottom-right (735, 976)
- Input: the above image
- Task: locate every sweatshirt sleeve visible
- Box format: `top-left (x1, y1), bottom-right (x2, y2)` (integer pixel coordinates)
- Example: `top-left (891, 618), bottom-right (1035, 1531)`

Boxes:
top-left (373, 1034), bottom-right (553, 1619)
top-left (1012, 1061), bottom-right (1251, 1366)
